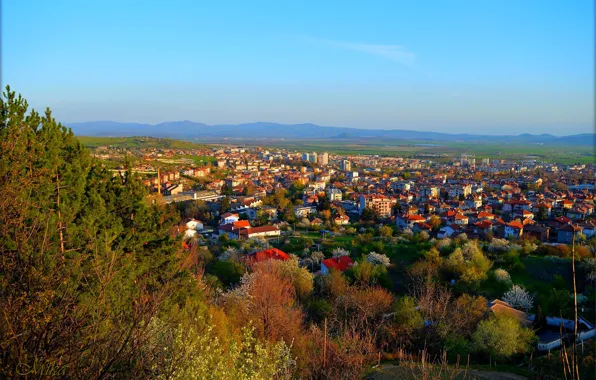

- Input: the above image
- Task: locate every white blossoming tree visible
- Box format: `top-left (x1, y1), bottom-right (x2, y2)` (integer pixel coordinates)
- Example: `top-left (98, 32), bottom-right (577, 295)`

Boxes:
top-left (332, 247), bottom-right (350, 258)
top-left (502, 285), bottom-right (534, 311)
top-left (366, 252), bottom-right (391, 267)
top-left (488, 238), bottom-right (510, 253)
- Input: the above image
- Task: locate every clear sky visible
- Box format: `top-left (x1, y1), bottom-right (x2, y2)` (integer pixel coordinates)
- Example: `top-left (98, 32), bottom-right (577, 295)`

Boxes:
top-left (2, 0), bottom-right (594, 135)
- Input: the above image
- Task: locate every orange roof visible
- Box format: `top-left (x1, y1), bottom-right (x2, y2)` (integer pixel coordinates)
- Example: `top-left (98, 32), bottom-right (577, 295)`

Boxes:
top-left (507, 221), bottom-right (524, 229)
top-left (233, 220), bottom-right (251, 229)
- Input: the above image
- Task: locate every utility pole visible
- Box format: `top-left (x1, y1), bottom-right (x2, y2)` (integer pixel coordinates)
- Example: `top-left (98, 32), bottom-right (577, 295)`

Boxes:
top-left (323, 318), bottom-right (327, 368)
top-left (571, 234), bottom-right (580, 380)
top-left (157, 167), bottom-right (161, 195)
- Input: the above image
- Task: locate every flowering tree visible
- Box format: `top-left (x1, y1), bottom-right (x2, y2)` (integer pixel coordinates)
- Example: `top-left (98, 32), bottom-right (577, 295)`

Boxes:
top-left (494, 269), bottom-right (512, 284)
top-left (488, 238), bottom-right (510, 253)
top-left (401, 227), bottom-right (414, 237)
top-left (436, 238), bottom-right (452, 252)
top-left (332, 247), bottom-right (350, 258)
top-left (149, 317), bottom-right (294, 379)
top-left (502, 285), bottom-right (534, 311)
top-left (311, 251), bottom-right (325, 264)
top-left (219, 246), bottom-right (239, 261)
top-left (581, 257), bottom-right (596, 282)
top-left (366, 252), bottom-right (391, 267)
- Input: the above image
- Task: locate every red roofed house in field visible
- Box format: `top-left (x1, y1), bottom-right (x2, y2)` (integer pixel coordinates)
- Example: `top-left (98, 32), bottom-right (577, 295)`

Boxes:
top-left (321, 256), bottom-right (354, 275)
top-left (247, 248), bottom-right (290, 264)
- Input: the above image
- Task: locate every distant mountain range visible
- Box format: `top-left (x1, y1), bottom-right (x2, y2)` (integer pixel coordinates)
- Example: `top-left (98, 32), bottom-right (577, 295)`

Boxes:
top-left (66, 120), bottom-right (595, 146)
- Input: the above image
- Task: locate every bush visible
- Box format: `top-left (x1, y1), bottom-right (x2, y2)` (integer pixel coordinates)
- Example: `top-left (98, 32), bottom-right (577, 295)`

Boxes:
top-left (473, 316), bottom-right (536, 359)
top-left (494, 268), bottom-right (512, 284)
top-left (208, 260), bottom-right (246, 287)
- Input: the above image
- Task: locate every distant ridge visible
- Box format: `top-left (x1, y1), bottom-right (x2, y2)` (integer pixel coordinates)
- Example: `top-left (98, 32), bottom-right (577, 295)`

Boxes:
top-left (66, 120), bottom-right (595, 146)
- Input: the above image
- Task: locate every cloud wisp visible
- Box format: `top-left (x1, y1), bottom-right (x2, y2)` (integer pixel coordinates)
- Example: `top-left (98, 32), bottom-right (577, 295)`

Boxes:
top-left (305, 36), bottom-right (416, 67)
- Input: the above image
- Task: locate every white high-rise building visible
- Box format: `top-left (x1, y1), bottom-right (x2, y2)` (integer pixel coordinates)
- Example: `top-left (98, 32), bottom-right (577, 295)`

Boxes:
top-left (302, 153), bottom-right (310, 162)
top-left (310, 152), bottom-right (318, 163)
top-left (341, 159), bottom-right (351, 172)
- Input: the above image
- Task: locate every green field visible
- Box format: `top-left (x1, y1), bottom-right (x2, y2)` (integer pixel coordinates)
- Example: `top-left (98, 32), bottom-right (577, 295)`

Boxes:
top-left (76, 135), bottom-right (593, 164)
top-left (77, 136), bottom-right (207, 149)
top-left (248, 138), bottom-right (593, 164)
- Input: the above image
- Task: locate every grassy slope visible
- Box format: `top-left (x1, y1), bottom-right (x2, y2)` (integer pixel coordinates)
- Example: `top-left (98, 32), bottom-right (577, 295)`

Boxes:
top-left (77, 136), bottom-right (206, 149)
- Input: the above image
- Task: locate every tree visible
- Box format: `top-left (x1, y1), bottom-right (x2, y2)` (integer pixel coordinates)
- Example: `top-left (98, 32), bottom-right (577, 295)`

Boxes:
top-left (537, 206), bottom-right (548, 221)
top-left (220, 182), bottom-right (233, 196)
top-left (429, 215), bottom-right (442, 231)
top-left (443, 241), bottom-right (493, 284)
top-left (361, 207), bottom-right (376, 221)
top-left (0, 86), bottom-right (192, 377)
top-left (220, 196), bottom-right (231, 213)
top-left (494, 269), bottom-right (512, 285)
top-left (502, 285), bottom-right (534, 311)
top-left (366, 252), bottom-right (391, 267)
top-left (378, 225), bottom-right (393, 238)
top-left (394, 296), bottom-right (424, 331)
top-left (472, 317), bottom-right (536, 359)
top-left (332, 247), bottom-right (350, 258)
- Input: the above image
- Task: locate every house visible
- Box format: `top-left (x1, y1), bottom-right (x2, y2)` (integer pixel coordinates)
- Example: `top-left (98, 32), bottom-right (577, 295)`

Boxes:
top-left (454, 213), bottom-right (469, 226)
top-left (294, 206), bottom-right (317, 218)
top-left (579, 220), bottom-right (596, 238)
top-left (532, 203), bottom-right (552, 217)
top-left (437, 225), bottom-right (456, 239)
top-left (238, 225), bottom-right (281, 239)
top-left (185, 218), bottom-right (204, 231)
top-left (321, 256), bottom-right (354, 275)
top-left (504, 220), bottom-right (524, 238)
top-left (246, 248), bottom-right (289, 264)
top-left (557, 224), bottom-right (582, 244)
top-left (334, 214), bottom-right (350, 225)
top-left (523, 224), bottom-right (550, 242)
top-left (310, 218), bottom-right (323, 227)
top-left (473, 220), bottom-right (494, 237)
top-left (328, 188), bottom-right (343, 201)
top-left (396, 214), bottom-right (427, 228)
top-left (488, 299), bottom-right (532, 326)
top-left (221, 212), bottom-right (240, 225)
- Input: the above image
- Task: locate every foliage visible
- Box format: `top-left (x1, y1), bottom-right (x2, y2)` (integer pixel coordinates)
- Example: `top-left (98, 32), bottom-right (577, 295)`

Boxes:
top-left (472, 317), bottom-right (536, 359)
top-left (443, 241), bottom-right (493, 284)
top-left (349, 258), bottom-right (389, 286)
top-left (366, 251), bottom-right (391, 267)
top-left (494, 268), bottom-right (512, 284)
top-left (502, 285), bottom-right (534, 311)
top-left (208, 260), bottom-right (246, 286)
top-left (332, 247), bottom-right (350, 258)
top-left (394, 296), bottom-right (424, 331)
top-left (148, 316), bottom-right (294, 379)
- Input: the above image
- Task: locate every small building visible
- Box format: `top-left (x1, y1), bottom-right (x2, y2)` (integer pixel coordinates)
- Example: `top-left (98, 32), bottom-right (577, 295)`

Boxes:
top-left (321, 256), bottom-right (354, 275)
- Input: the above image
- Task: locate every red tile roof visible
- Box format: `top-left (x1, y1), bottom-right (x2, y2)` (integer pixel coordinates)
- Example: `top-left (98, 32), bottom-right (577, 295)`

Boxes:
top-left (249, 248), bottom-right (290, 263)
top-left (322, 256), bottom-right (354, 272)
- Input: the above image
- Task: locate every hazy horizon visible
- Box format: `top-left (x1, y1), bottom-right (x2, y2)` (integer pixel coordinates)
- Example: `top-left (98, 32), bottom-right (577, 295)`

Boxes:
top-left (2, 0), bottom-right (594, 135)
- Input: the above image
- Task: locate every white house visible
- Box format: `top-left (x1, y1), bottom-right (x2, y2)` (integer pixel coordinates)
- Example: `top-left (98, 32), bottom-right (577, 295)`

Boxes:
top-left (221, 212), bottom-right (240, 225)
top-left (185, 219), bottom-right (204, 231)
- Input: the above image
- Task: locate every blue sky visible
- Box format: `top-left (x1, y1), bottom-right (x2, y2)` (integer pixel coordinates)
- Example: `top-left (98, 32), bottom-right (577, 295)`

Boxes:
top-left (2, 0), bottom-right (594, 134)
